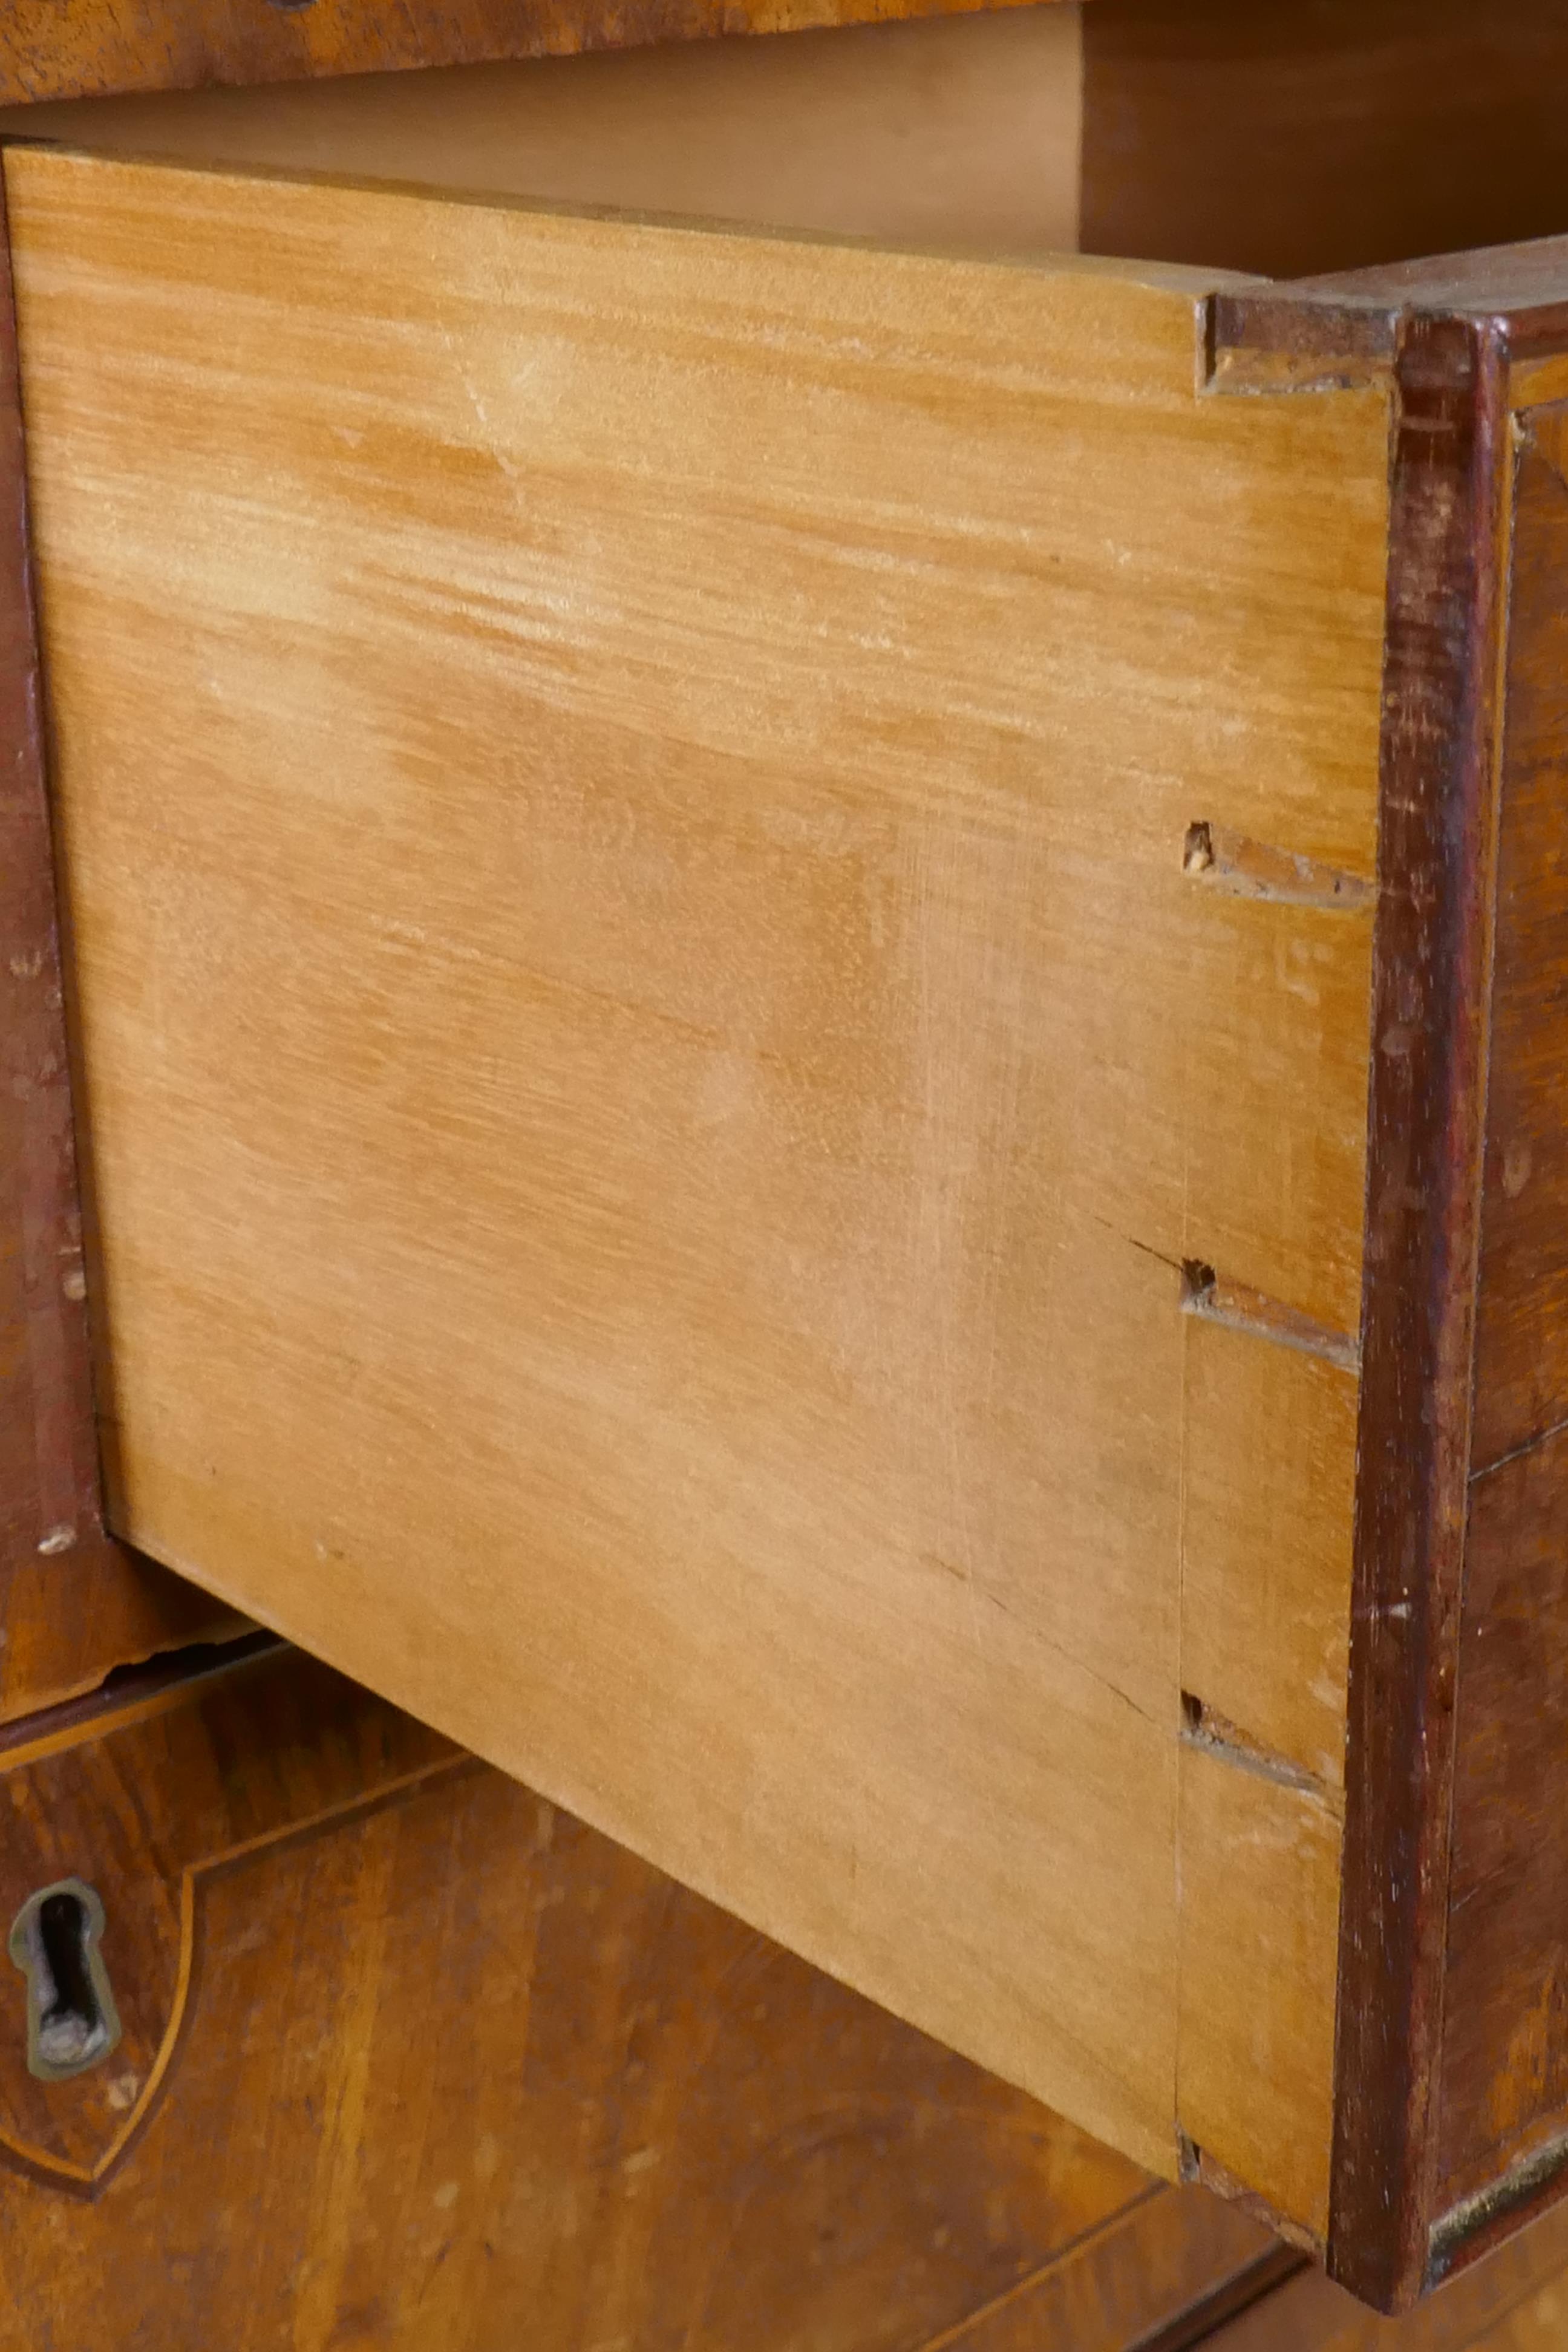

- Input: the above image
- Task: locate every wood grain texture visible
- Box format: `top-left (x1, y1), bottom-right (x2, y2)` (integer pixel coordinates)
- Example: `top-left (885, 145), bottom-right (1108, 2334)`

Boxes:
top-left (1429, 405), bottom-right (1568, 2243)
top-left (1462, 2273), bottom-right (1568, 2352)
top-left (15, 0), bottom-right (1568, 309)
top-left (0, 1638), bottom-right (1281, 2352)
top-left (0, 8), bottom-right (1085, 256)
top-left (1326, 313), bottom-right (1507, 2313)
top-left (1081, 0), bottom-right (1568, 281)
top-left (1212, 258), bottom-right (1568, 2306)
top-left (1206, 2195), bottom-right (1568, 2352)
top-left (1218, 251), bottom-right (1568, 2308)
top-left (0, 156), bottom-right (238, 1722)
top-left (1181, 1315), bottom-right (1356, 1791)
top-left (1177, 1742), bottom-right (1342, 2238)
top-left (934, 2214), bottom-right (1293, 2352)
top-left (0, 154), bottom-right (96, 1617)
top-left (1436, 1431), bottom-right (1568, 2227)
top-left (0, 1634), bottom-right (455, 2189)
top-left (0, 0), bottom-right (1051, 106)
top-left (19, 0), bottom-right (1568, 292)
top-left (0, 1542), bottom-right (241, 1728)
top-left (6, 146), bottom-right (1388, 2210)
top-left (1465, 407), bottom-right (1568, 1477)
top-left (1293, 240), bottom-right (1568, 325)
top-left (1122, 2245), bottom-right (1308, 2352)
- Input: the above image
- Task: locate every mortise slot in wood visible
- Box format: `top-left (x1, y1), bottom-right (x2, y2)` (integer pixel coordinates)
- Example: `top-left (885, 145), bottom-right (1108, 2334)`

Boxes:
top-left (1200, 301), bottom-right (1397, 402)
top-left (1180, 1263), bottom-right (1360, 1374)
top-left (1182, 821), bottom-right (1375, 912)
top-left (1179, 1693), bottom-right (1336, 1803)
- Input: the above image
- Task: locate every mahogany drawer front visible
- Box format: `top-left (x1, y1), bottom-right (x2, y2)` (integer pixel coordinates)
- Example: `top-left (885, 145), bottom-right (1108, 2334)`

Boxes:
top-left (7, 1637), bottom-right (1568, 2350)
top-left (1212, 2243), bottom-right (1568, 2352)
top-left (3, 3), bottom-right (1568, 2319)
top-left (0, 1637), bottom-right (1285, 2351)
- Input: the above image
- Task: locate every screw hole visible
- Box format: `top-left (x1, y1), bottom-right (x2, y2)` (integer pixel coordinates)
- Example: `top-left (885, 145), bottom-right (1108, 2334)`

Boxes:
top-left (1180, 1259), bottom-right (1218, 1308)
top-left (1183, 820), bottom-right (1215, 876)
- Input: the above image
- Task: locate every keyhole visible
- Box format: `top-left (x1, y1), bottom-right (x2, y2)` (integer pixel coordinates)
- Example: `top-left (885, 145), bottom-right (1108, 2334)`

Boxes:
top-left (8, 1880), bottom-right (121, 2082)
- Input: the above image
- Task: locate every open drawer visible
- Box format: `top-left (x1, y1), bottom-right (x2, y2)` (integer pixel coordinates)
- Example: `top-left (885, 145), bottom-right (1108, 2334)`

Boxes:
top-left (4, 4), bottom-right (1568, 2313)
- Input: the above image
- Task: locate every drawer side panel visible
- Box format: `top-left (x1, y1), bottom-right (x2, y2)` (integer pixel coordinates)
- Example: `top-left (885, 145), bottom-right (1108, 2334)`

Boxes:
top-left (6, 150), bottom-right (1387, 2207)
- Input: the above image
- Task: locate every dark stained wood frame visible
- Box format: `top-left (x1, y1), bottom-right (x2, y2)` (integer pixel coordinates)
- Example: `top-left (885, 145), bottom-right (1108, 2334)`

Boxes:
top-left (0, 160), bottom-right (108, 1604)
top-left (0, 163), bottom-right (238, 1721)
top-left (1330, 308), bottom-right (1508, 2314)
top-left (1220, 251), bottom-right (1568, 2311)
top-left (0, 1636), bottom-right (1296, 2350)
top-left (1079, 0), bottom-right (1568, 286)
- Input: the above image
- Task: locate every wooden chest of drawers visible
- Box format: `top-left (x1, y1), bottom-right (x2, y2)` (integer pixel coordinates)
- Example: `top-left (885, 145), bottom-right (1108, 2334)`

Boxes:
top-left (4, 0), bottom-right (1568, 2322)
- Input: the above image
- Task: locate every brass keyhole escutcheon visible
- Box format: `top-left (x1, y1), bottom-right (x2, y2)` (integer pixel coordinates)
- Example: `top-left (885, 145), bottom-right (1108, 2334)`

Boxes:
top-left (7, 1881), bottom-right (122, 2083)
